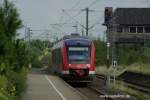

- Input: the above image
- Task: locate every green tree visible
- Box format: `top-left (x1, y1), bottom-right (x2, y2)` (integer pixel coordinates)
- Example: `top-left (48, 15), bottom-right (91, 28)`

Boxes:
top-left (94, 39), bottom-right (107, 66)
top-left (0, 0), bottom-right (22, 72)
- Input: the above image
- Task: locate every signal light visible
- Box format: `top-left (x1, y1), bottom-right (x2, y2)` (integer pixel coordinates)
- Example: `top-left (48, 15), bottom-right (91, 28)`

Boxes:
top-left (104, 7), bottom-right (113, 24)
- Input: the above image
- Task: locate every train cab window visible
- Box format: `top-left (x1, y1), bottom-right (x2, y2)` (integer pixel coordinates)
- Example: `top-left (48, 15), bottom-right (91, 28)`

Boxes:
top-left (67, 47), bottom-right (90, 64)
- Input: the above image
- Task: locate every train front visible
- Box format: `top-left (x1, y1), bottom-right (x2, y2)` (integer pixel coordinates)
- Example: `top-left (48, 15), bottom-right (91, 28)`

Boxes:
top-left (62, 38), bottom-right (95, 82)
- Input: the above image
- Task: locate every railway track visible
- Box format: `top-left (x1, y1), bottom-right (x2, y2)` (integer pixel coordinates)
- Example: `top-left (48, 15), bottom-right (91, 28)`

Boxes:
top-left (74, 80), bottom-right (133, 100)
top-left (95, 74), bottom-right (150, 94)
top-left (71, 74), bottom-right (131, 100)
top-left (70, 77), bottom-right (113, 100)
top-left (87, 85), bottom-right (114, 100)
top-left (75, 83), bottom-right (114, 100)
top-left (76, 86), bottom-right (106, 100)
top-left (65, 74), bottom-right (137, 100)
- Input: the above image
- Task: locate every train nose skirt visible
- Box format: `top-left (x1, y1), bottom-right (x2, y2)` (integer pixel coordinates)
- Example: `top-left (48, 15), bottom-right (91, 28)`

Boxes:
top-left (69, 69), bottom-right (89, 77)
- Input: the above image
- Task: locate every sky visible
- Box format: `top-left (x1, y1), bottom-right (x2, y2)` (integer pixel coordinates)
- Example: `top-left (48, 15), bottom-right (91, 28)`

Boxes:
top-left (1, 0), bottom-right (150, 41)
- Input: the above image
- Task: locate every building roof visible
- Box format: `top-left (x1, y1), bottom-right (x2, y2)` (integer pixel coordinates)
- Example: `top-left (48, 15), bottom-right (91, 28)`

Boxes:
top-left (114, 8), bottom-right (150, 25)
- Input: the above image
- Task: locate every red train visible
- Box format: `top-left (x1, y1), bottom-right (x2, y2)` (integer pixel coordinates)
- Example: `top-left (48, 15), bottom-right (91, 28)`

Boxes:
top-left (50, 34), bottom-right (95, 83)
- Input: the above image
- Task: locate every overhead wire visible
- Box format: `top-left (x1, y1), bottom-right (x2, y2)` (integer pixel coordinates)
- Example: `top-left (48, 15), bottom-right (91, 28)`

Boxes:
top-left (70, 0), bottom-right (81, 10)
top-left (86, 0), bottom-right (100, 8)
top-left (56, 0), bottom-right (101, 37)
top-left (58, 0), bottom-right (81, 27)
top-left (63, 10), bottom-right (86, 29)
top-left (88, 12), bottom-right (103, 30)
top-left (61, 10), bottom-right (83, 26)
top-left (59, 11), bottom-right (64, 24)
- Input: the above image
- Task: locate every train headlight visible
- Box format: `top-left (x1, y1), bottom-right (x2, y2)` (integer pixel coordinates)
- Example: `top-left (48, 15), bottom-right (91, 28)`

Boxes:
top-left (69, 64), bottom-right (71, 67)
top-left (86, 64), bottom-right (90, 68)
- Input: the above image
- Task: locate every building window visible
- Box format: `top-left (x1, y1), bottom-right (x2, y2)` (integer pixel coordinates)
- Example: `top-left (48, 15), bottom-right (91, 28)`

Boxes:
top-left (124, 26), bottom-right (129, 33)
top-left (137, 27), bottom-right (143, 33)
top-left (145, 27), bottom-right (150, 33)
top-left (117, 26), bottom-right (123, 32)
top-left (129, 27), bottom-right (136, 33)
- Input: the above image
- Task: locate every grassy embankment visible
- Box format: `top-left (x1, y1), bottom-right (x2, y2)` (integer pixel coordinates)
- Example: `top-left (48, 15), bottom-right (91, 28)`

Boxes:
top-left (96, 65), bottom-right (150, 100)
top-left (96, 63), bottom-right (150, 76)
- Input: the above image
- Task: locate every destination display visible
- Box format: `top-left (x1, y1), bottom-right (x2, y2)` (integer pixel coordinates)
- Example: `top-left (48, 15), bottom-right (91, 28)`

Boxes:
top-left (68, 47), bottom-right (89, 51)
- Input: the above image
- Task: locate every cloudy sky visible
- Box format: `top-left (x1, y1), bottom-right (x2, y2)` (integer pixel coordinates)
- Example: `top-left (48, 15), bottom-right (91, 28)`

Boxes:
top-left (3, 0), bottom-right (150, 40)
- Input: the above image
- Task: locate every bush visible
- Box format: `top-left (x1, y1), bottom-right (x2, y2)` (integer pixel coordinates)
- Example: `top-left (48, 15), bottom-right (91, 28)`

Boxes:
top-left (32, 59), bottom-right (42, 68)
top-left (0, 92), bottom-right (8, 100)
top-left (0, 70), bottom-right (28, 100)
top-left (6, 70), bottom-right (27, 98)
top-left (0, 76), bottom-right (7, 90)
top-left (0, 76), bottom-right (8, 100)
top-left (0, 0), bottom-right (29, 100)
top-left (94, 40), bottom-right (107, 66)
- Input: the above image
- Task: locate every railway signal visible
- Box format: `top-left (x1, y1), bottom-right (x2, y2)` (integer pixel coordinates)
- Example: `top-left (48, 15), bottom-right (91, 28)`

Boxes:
top-left (112, 60), bottom-right (117, 86)
top-left (112, 60), bottom-right (117, 68)
top-left (106, 42), bottom-right (110, 68)
top-left (106, 42), bottom-right (111, 87)
top-left (104, 7), bottom-right (113, 25)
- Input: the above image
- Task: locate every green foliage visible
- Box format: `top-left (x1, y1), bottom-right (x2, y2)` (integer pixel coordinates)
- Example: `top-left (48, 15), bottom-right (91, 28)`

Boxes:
top-left (0, 70), bottom-right (27, 100)
top-left (117, 44), bottom-right (150, 65)
top-left (0, 0), bottom-right (29, 100)
top-left (30, 39), bottom-right (52, 68)
top-left (13, 40), bottom-right (30, 71)
top-left (93, 39), bottom-right (107, 66)
top-left (0, 93), bottom-right (8, 100)
top-left (0, 0), bottom-right (22, 38)
top-left (6, 70), bottom-right (27, 98)
top-left (0, 76), bottom-right (8, 91)
top-left (0, 0), bottom-right (23, 71)
top-left (0, 76), bottom-right (8, 100)
top-left (94, 40), bottom-right (150, 66)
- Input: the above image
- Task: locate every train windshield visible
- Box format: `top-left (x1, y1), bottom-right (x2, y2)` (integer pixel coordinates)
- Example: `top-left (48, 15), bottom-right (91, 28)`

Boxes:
top-left (68, 47), bottom-right (90, 64)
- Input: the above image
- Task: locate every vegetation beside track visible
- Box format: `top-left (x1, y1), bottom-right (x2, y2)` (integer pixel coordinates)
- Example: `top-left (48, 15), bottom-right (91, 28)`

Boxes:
top-left (94, 39), bottom-right (150, 100)
top-left (94, 39), bottom-right (150, 75)
top-left (30, 40), bottom-right (52, 68)
top-left (0, 1), bottom-right (53, 99)
top-left (111, 81), bottom-right (150, 100)
top-left (0, 0), bottom-right (30, 100)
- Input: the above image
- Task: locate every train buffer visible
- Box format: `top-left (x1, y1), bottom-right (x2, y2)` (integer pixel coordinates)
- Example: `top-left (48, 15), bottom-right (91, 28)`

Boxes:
top-left (22, 69), bottom-right (89, 100)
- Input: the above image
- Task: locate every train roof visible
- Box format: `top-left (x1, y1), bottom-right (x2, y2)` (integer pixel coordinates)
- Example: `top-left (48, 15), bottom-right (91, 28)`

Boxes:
top-left (52, 34), bottom-right (92, 49)
top-left (60, 33), bottom-right (92, 41)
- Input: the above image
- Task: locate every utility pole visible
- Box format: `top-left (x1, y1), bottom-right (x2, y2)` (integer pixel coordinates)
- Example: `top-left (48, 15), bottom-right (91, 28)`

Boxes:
top-left (81, 8), bottom-right (94, 36)
top-left (25, 27), bottom-right (30, 42)
top-left (28, 28), bottom-right (31, 45)
top-left (63, 8), bottom-right (96, 36)
top-left (25, 27), bottom-right (27, 41)
top-left (86, 8), bottom-right (89, 36)
top-left (25, 26), bottom-right (32, 69)
top-left (72, 24), bottom-right (78, 33)
top-left (81, 29), bottom-right (84, 36)
top-left (25, 27), bottom-right (32, 47)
